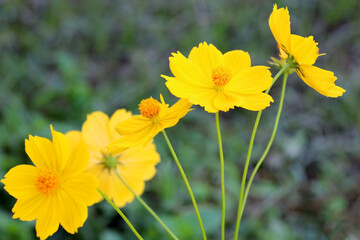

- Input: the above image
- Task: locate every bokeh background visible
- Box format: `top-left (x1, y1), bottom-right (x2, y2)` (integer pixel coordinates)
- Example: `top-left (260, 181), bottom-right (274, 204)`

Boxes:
top-left (1, 0), bottom-right (359, 239)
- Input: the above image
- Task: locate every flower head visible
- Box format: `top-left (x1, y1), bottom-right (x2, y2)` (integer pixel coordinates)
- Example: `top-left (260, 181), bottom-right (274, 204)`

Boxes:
top-left (67, 110), bottom-right (160, 207)
top-left (1, 126), bottom-right (99, 240)
top-left (107, 95), bottom-right (192, 154)
top-left (161, 42), bottom-right (274, 113)
top-left (269, 4), bottom-right (345, 97)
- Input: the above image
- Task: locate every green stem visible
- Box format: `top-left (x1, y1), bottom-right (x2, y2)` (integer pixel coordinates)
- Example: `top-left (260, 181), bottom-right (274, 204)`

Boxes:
top-left (215, 112), bottom-right (226, 240)
top-left (240, 73), bottom-right (288, 219)
top-left (233, 64), bottom-right (290, 240)
top-left (114, 170), bottom-right (179, 240)
top-left (161, 130), bottom-right (207, 240)
top-left (97, 189), bottom-right (144, 240)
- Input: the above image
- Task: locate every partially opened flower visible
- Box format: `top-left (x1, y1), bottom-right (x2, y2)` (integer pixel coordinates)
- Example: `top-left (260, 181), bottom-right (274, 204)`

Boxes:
top-left (107, 95), bottom-right (192, 154)
top-left (1, 126), bottom-right (99, 240)
top-left (269, 4), bottom-right (345, 97)
top-left (161, 42), bottom-right (274, 113)
top-left (67, 110), bottom-right (161, 207)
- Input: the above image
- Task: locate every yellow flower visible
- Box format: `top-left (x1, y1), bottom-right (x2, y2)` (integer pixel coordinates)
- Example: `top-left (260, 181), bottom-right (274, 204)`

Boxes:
top-left (161, 42), bottom-right (274, 113)
top-left (107, 95), bottom-right (192, 154)
top-left (269, 4), bottom-right (346, 97)
top-left (67, 110), bottom-right (161, 207)
top-left (1, 126), bottom-right (99, 240)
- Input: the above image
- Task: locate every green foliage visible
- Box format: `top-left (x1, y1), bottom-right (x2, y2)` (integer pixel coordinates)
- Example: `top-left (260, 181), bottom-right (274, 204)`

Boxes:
top-left (1, 0), bottom-right (360, 239)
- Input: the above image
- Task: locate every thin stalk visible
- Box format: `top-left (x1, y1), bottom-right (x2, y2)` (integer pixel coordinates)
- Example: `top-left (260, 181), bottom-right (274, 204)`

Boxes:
top-left (215, 112), bottom-right (226, 240)
top-left (233, 64), bottom-right (290, 240)
top-left (161, 130), bottom-right (207, 240)
top-left (114, 170), bottom-right (179, 240)
top-left (98, 189), bottom-right (144, 240)
top-left (240, 73), bottom-right (288, 218)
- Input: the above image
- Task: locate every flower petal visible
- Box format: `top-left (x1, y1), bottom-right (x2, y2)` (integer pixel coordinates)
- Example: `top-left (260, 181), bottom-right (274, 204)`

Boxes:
top-left (1, 165), bottom-right (39, 200)
top-left (82, 112), bottom-right (111, 150)
top-left (269, 4), bottom-right (291, 52)
top-left (25, 135), bottom-right (55, 170)
top-left (107, 124), bottom-right (158, 153)
top-left (12, 194), bottom-right (47, 221)
top-left (224, 50), bottom-right (251, 76)
top-left (163, 75), bottom-right (211, 99)
top-left (188, 42), bottom-right (225, 79)
top-left (119, 142), bottom-right (160, 180)
top-left (62, 140), bottom-right (90, 177)
top-left (109, 109), bottom-right (133, 141)
top-left (167, 50), bottom-right (212, 89)
top-left (224, 91), bottom-right (274, 111)
top-left (162, 98), bottom-right (193, 128)
top-left (61, 173), bottom-right (99, 206)
top-left (35, 197), bottom-right (59, 240)
top-left (297, 65), bottom-right (345, 97)
top-left (51, 126), bottom-right (70, 172)
top-left (188, 89), bottom-right (219, 113)
top-left (225, 66), bottom-right (273, 94)
top-left (290, 34), bottom-right (319, 65)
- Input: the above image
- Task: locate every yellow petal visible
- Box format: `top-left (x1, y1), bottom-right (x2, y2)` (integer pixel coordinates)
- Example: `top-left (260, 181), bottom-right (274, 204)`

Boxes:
top-left (109, 109), bottom-right (133, 141)
top-left (12, 194), bottom-right (47, 221)
top-left (162, 98), bottom-right (193, 128)
top-left (51, 126), bottom-right (71, 172)
top-left (2, 165), bottom-right (39, 200)
top-left (297, 65), bottom-right (345, 98)
top-left (65, 130), bottom-right (82, 154)
top-left (225, 66), bottom-right (272, 94)
top-left (269, 4), bottom-right (291, 52)
top-left (115, 115), bottom-right (153, 135)
top-left (35, 197), bottom-right (59, 240)
top-left (188, 42), bottom-right (225, 79)
top-left (290, 34), bottom-right (319, 65)
top-left (119, 142), bottom-right (160, 180)
top-left (163, 75), bottom-right (211, 99)
top-left (62, 140), bottom-right (90, 177)
top-left (61, 173), bottom-right (99, 206)
top-left (107, 125), bottom-right (157, 154)
top-left (225, 91), bottom-right (274, 111)
top-left (55, 187), bottom-right (89, 234)
top-left (25, 135), bottom-right (55, 170)
top-left (82, 111), bottom-right (111, 150)
top-left (224, 50), bottom-right (251, 76)
top-left (188, 89), bottom-right (219, 113)
top-left (168, 47), bottom-right (213, 88)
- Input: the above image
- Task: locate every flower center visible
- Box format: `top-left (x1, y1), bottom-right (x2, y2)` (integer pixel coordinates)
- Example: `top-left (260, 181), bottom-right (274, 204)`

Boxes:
top-left (103, 153), bottom-right (120, 170)
top-left (139, 97), bottom-right (161, 118)
top-left (212, 66), bottom-right (231, 86)
top-left (35, 169), bottom-right (59, 195)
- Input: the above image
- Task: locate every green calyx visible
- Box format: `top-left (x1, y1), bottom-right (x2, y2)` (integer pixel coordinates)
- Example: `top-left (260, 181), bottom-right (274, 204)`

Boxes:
top-left (103, 153), bottom-right (120, 169)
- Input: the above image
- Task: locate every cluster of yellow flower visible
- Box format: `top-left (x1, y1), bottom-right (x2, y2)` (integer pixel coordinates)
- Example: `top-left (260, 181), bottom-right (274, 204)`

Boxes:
top-left (1, 4), bottom-right (345, 240)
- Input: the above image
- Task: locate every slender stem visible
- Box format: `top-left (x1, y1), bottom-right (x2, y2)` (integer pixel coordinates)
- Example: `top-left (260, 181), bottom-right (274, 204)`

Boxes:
top-left (240, 73), bottom-right (288, 217)
top-left (113, 170), bottom-right (179, 240)
top-left (215, 112), bottom-right (226, 240)
top-left (161, 130), bottom-right (207, 240)
top-left (97, 189), bottom-right (144, 240)
top-left (233, 64), bottom-right (290, 240)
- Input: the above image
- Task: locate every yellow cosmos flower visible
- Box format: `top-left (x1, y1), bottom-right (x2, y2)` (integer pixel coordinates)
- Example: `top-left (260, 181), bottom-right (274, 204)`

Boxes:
top-left (269, 4), bottom-right (346, 97)
top-left (1, 126), bottom-right (99, 240)
top-left (67, 110), bottom-right (161, 207)
top-left (161, 42), bottom-right (274, 113)
top-left (107, 95), bottom-right (192, 154)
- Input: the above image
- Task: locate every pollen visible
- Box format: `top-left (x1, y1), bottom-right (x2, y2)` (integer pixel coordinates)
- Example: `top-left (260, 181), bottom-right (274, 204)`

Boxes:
top-left (35, 169), bottom-right (59, 195)
top-left (139, 97), bottom-right (161, 118)
top-left (212, 66), bottom-right (231, 86)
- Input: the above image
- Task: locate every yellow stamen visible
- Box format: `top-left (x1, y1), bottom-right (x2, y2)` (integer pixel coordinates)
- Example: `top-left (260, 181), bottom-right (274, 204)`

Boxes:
top-left (35, 169), bottom-right (59, 195)
top-left (139, 97), bottom-right (161, 118)
top-left (212, 66), bottom-right (231, 86)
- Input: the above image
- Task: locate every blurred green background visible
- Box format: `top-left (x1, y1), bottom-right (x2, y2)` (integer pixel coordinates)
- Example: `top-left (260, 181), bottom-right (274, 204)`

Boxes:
top-left (1, 0), bottom-right (359, 239)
